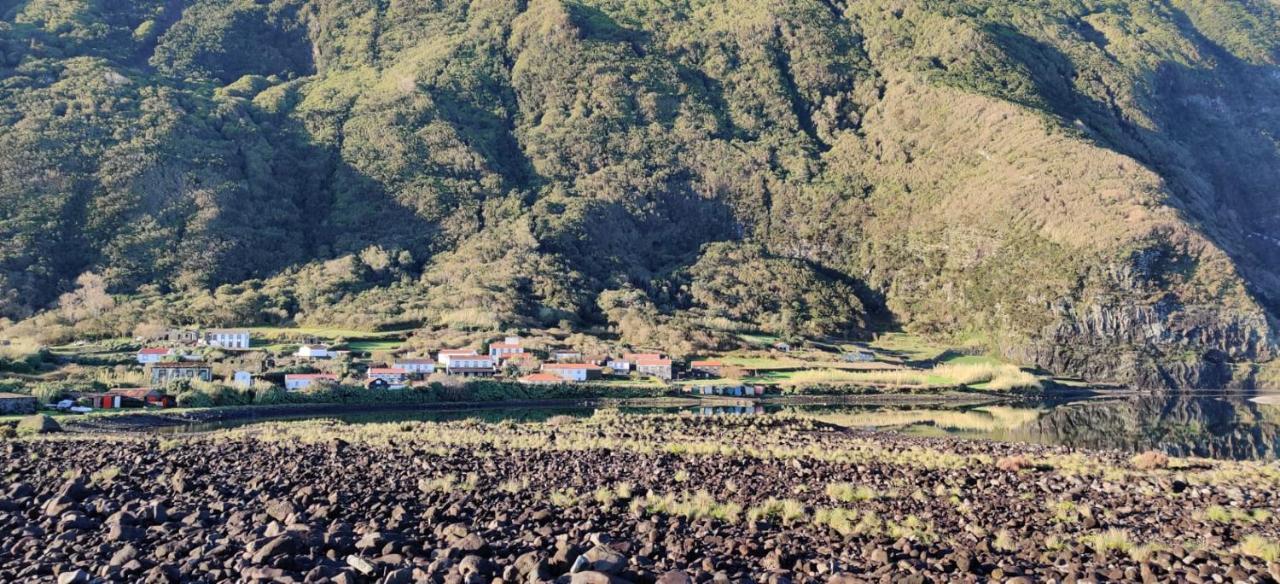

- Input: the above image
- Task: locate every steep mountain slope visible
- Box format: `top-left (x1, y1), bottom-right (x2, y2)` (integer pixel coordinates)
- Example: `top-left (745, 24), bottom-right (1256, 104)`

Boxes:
top-left (1, 0), bottom-right (1278, 387)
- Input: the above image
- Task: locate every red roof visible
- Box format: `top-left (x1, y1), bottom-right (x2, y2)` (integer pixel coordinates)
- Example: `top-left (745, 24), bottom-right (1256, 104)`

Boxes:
top-left (624, 353), bottom-right (662, 361)
top-left (368, 368), bottom-right (407, 375)
top-left (395, 359), bottom-right (434, 365)
top-left (543, 363), bottom-right (602, 370)
top-left (636, 358), bottom-right (672, 366)
top-left (691, 360), bottom-right (723, 367)
top-left (138, 347), bottom-right (171, 355)
top-left (520, 373), bottom-right (563, 383)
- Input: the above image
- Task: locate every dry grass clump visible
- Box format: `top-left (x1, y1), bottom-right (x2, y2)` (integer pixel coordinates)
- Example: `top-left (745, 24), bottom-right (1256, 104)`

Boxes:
top-left (996, 454), bottom-right (1033, 472)
top-left (1081, 529), bottom-right (1133, 557)
top-left (1238, 535), bottom-right (1280, 562)
top-left (1200, 505), bottom-right (1270, 525)
top-left (633, 490), bottom-right (743, 524)
top-left (746, 498), bottom-right (807, 524)
top-left (1130, 450), bottom-right (1169, 470)
top-left (825, 482), bottom-right (880, 503)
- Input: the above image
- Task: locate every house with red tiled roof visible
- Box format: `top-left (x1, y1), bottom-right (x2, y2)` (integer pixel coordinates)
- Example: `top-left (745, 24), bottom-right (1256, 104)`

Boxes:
top-left (690, 360), bottom-right (724, 377)
top-left (488, 341), bottom-right (524, 359)
top-left (518, 373), bottom-right (564, 386)
top-left (367, 368), bottom-right (408, 389)
top-left (136, 347), bottom-right (174, 365)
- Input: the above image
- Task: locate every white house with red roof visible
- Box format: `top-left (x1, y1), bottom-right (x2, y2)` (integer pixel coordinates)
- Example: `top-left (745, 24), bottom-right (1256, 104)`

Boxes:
top-left (284, 373), bottom-right (337, 391)
top-left (136, 347), bottom-right (174, 365)
top-left (542, 363), bottom-right (603, 382)
top-left (366, 367), bottom-right (408, 389)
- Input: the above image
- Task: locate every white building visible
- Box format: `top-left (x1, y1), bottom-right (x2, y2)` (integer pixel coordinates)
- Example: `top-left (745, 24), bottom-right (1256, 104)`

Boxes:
top-left (605, 358), bottom-right (632, 373)
top-left (437, 349), bottom-right (478, 366)
top-left (203, 329), bottom-right (250, 349)
top-left (542, 363), bottom-right (602, 382)
top-left (394, 358), bottom-right (437, 375)
top-left (136, 347), bottom-right (173, 364)
top-left (488, 341), bottom-right (524, 359)
top-left (295, 344), bottom-right (332, 359)
top-left (232, 371), bottom-right (253, 388)
top-left (284, 373), bottom-right (336, 391)
top-left (445, 355), bottom-right (496, 377)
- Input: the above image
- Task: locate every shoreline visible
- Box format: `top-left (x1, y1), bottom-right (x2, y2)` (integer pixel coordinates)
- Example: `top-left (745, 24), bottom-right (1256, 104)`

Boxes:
top-left (56, 391), bottom-right (1009, 434)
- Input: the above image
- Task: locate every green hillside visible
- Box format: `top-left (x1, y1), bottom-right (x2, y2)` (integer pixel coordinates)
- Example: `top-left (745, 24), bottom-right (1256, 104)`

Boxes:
top-left (1, 0), bottom-right (1278, 388)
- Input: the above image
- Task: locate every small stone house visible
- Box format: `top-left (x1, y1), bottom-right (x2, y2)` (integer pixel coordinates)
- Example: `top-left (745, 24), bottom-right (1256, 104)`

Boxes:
top-left (149, 362), bottom-right (213, 386)
top-left (636, 358), bottom-right (673, 381)
top-left (0, 393), bottom-right (37, 415)
top-left (541, 363), bottom-right (602, 382)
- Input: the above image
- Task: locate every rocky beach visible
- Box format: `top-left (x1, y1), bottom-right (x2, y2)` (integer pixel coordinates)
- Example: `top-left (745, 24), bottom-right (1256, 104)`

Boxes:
top-left (3, 413), bottom-right (1279, 583)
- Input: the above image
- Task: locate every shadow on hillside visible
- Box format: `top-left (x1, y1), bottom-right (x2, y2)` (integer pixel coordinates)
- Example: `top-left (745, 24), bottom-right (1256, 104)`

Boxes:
top-left (982, 18), bottom-right (1280, 320)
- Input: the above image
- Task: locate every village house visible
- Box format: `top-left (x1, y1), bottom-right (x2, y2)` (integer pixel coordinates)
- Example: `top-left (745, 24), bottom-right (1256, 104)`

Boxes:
top-left (0, 392), bottom-right (37, 415)
top-left (437, 349), bottom-right (478, 366)
top-left (166, 328), bottom-right (200, 344)
top-left (284, 373), bottom-right (337, 391)
top-left (394, 358), bottom-right (437, 376)
top-left (367, 368), bottom-right (409, 389)
top-left (550, 349), bottom-right (582, 362)
top-left (542, 363), bottom-right (603, 382)
top-left (294, 344), bottom-right (332, 359)
top-left (149, 362), bottom-right (213, 386)
top-left (136, 347), bottom-right (174, 364)
top-left (605, 357), bottom-right (632, 373)
top-left (203, 329), bottom-right (251, 349)
top-left (690, 360), bottom-right (724, 377)
top-left (488, 341), bottom-right (524, 359)
top-left (518, 372), bottom-right (564, 386)
top-left (636, 357), bottom-right (673, 381)
top-left (445, 354), bottom-right (496, 377)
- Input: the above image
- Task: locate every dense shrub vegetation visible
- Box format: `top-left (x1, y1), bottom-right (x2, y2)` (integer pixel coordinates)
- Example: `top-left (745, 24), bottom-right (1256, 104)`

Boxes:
top-left (1, 0), bottom-right (1278, 386)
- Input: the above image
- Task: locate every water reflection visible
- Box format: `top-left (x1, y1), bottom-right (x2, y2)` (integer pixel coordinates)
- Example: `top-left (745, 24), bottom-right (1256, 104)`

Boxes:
top-left (792, 394), bottom-right (1280, 461)
top-left (154, 393), bottom-right (1280, 461)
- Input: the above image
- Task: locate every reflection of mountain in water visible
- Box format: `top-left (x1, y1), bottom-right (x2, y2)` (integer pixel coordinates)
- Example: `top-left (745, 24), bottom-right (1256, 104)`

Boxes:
top-left (1016, 396), bottom-right (1280, 460)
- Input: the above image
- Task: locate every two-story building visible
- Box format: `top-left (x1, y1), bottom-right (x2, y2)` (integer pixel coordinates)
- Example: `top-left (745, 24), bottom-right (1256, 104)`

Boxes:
top-left (149, 362), bottom-right (213, 386)
top-left (394, 358), bottom-right (437, 376)
top-left (136, 347), bottom-right (174, 364)
top-left (542, 363), bottom-right (603, 382)
top-left (284, 373), bottom-right (337, 391)
top-left (445, 355), bottom-right (496, 377)
top-left (203, 329), bottom-right (250, 349)
top-left (636, 358), bottom-right (673, 381)
top-left (488, 341), bottom-right (524, 360)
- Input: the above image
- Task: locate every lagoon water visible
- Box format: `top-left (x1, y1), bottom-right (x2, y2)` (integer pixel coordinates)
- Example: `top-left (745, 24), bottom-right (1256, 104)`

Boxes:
top-left (158, 392), bottom-right (1280, 461)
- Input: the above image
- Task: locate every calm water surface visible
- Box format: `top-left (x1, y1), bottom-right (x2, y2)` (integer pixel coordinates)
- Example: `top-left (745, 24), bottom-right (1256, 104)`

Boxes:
top-left (158, 392), bottom-right (1280, 461)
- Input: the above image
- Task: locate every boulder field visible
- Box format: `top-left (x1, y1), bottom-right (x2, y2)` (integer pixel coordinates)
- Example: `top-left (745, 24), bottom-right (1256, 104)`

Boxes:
top-left (1, 414), bottom-right (1278, 583)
